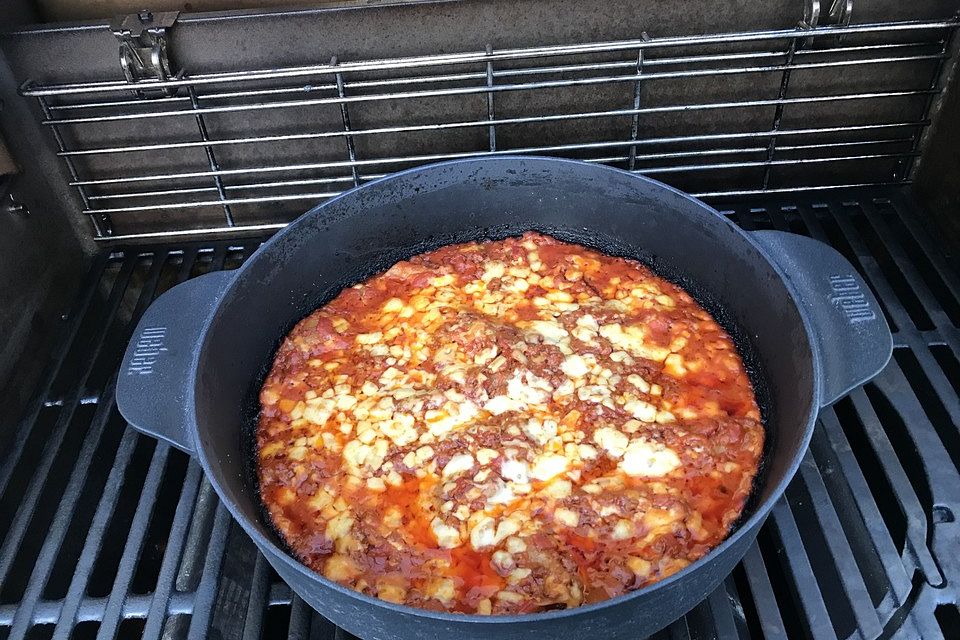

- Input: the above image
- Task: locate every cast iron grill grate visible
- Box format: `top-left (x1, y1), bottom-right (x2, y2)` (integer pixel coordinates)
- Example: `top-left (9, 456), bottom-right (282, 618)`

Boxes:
top-left (0, 189), bottom-right (958, 640)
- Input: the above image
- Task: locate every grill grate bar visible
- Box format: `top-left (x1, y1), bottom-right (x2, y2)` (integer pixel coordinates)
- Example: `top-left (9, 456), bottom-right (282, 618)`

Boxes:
top-left (795, 455), bottom-right (884, 637)
top-left (239, 553), bottom-right (272, 640)
top-left (93, 224), bottom-right (289, 243)
top-left (643, 152), bottom-right (918, 174)
top-left (885, 196), bottom-right (960, 305)
top-left (761, 37), bottom-right (796, 190)
top-left (872, 363), bottom-right (960, 527)
top-left (0, 258), bottom-right (139, 588)
top-left (84, 192), bottom-right (344, 214)
top-left (49, 428), bottom-right (140, 640)
top-left (690, 182), bottom-right (912, 199)
top-left (903, 601), bottom-right (942, 638)
top-left (186, 503), bottom-right (232, 640)
top-left (858, 200), bottom-right (957, 335)
top-left (665, 616), bottom-right (691, 640)
top-left (268, 582), bottom-right (293, 607)
top-left (94, 442), bottom-right (173, 640)
top-left (899, 342), bottom-right (960, 453)
top-left (812, 410), bottom-right (912, 611)
top-left (739, 545), bottom-right (788, 638)
top-left (333, 58), bottom-right (361, 189)
top-left (168, 248), bottom-right (230, 606)
top-left (705, 579), bottom-right (742, 637)
top-left (61, 252), bottom-right (170, 640)
top-left (0, 590), bottom-right (198, 626)
top-left (768, 499), bottom-right (837, 640)
top-left (52, 248), bottom-right (199, 640)
top-left (139, 247), bottom-right (207, 640)
top-left (285, 597), bottom-right (313, 640)
top-left (140, 461), bottom-right (204, 640)
top-left (2, 189), bottom-right (959, 639)
top-left (486, 45), bottom-right (497, 153)
top-left (868, 366), bottom-right (954, 588)
top-left (9, 374), bottom-right (132, 639)
top-left (847, 387), bottom-right (939, 581)
top-left (823, 202), bottom-right (915, 331)
top-left (0, 254), bottom-right (108, 495)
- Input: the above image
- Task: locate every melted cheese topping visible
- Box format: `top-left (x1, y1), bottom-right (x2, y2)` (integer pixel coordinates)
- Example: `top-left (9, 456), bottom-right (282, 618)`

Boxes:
top-left (258, 232), bottom-right (763, 615)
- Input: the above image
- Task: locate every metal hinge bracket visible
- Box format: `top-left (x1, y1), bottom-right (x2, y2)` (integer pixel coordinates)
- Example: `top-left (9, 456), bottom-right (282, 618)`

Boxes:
top-left (110, 10), bottom-right (180, 97)
top-left (801, 0), bottom-right (853, 46)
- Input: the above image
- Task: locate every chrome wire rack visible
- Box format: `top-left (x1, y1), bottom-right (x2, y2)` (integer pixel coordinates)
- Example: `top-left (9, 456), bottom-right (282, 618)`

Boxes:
top-left (20, 17), bottom-right (959, 241)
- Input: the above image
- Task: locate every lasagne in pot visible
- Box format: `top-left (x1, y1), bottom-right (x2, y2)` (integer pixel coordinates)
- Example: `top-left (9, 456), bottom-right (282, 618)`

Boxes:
top-left (257, 231), bottom-right (763, 614)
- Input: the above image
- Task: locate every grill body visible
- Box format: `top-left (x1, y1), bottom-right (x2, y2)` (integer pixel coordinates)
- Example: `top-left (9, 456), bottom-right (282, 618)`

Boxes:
top-left (0, 1), bottom-right (959, 639)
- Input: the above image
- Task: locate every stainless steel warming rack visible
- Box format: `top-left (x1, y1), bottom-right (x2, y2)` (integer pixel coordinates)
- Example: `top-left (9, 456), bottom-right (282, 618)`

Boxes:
top-left (18, 17), bottom-right (959, 241)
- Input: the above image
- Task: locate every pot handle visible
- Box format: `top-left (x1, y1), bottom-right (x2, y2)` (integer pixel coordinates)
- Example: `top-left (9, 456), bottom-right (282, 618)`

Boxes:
top-left (752, 230), bottom-right (892, 407)
top-left (116, 271), bottom-right (235, 454)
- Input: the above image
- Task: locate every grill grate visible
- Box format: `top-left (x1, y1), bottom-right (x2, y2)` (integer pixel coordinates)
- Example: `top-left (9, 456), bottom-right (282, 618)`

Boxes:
top-left (1, 188), bottom-right (959, 640)
top-left (17, 18), bottom-right (959, 241)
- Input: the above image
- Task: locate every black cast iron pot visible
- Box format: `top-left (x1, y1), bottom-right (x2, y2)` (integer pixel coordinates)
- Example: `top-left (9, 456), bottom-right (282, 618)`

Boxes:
top-left (117, 157), bottom-right (892, 640)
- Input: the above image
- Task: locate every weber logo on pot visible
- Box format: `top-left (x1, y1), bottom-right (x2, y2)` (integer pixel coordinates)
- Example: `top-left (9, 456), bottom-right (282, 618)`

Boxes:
top-left (127, 326), bottom-right (167, 375)
top-left (829, 275), bottom-right (876, 324)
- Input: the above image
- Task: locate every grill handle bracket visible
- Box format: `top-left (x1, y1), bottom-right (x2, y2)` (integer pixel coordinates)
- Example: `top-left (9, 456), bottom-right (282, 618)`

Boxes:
top-left (110, 10), bottom-right (180, 97)
top-left (117, 270), bottom-right (233, 453)
top-left (752, 230), bottom-right (891, 407)
top-left (801, 0), bottom-right (853, 46)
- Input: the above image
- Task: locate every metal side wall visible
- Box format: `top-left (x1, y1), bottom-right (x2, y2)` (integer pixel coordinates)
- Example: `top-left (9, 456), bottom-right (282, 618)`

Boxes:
top-left (0, 42), bottom-right (91, 445)
top-left (915, 26), bottom-right (960, 247)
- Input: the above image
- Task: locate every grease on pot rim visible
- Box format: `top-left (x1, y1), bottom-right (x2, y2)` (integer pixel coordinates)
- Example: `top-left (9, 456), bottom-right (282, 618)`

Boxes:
top-left (257, 232), bottom-right (763, 615)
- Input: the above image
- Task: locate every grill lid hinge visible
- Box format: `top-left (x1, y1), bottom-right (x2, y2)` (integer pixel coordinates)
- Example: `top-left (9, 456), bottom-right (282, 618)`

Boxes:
top-left (110, 9), bottom-right (180, 97)
top-left (801, 0), bottom-right (853, 45)
top-left (803, 0), bottom-right (853, 29)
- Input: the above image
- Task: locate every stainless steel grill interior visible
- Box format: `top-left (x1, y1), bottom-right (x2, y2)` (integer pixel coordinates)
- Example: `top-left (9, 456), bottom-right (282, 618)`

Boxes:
top-left (1, 1), bottom-right (959, 639)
